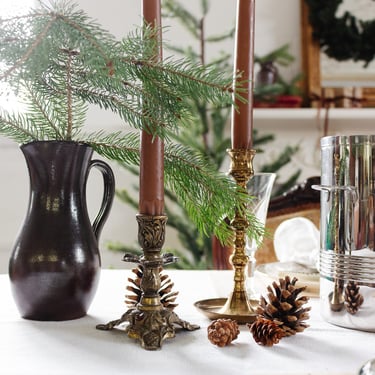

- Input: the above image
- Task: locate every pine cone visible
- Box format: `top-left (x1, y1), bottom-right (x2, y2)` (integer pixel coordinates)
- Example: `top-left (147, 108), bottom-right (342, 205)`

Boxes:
top-left (256, 275), bottom-right (311, 336)
top-left (345, 281), bottom-right (364, 315)
top-left (207, 319), bottom-right (240, 347)
top-left (125, 266), bottom-right (178, 310)
top-left (248, 317), bottom-right (285, 346)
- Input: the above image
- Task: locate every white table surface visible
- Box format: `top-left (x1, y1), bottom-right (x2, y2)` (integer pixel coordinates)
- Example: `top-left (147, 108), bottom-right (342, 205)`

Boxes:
top-left (1, 269), bottom-right (374, 375)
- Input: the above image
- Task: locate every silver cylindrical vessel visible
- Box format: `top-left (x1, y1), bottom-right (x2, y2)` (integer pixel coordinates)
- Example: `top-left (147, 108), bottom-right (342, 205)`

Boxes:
top-left (318, 135), bottom-right (375, 331)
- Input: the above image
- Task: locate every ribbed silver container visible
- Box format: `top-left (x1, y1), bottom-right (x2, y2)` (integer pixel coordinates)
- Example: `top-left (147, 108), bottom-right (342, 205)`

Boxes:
top-left (317, 135), bottom-right (375, 331)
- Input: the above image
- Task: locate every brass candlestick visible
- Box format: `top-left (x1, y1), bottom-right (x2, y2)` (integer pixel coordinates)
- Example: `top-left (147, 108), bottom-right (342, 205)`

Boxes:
top-left (219, 148), bottom-right (257, 318)
top-left (96, 214), bottom-right (199, 350)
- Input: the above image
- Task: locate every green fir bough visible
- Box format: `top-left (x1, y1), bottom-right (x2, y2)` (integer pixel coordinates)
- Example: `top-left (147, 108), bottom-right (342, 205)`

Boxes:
top-left (0, 0), bottom-right (263, 248)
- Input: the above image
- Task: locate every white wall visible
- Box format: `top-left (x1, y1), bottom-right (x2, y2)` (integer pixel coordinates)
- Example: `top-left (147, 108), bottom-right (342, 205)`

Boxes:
top-left (1, 1), bottom-right (373, 273)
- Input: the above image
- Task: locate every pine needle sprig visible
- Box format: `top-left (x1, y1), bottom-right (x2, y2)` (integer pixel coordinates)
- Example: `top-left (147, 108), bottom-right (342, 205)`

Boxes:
top-left (1, 2), bottom-right (241, 141)
top-left (87, 131), bottom-right (264, 245)
top-left (84, 131), bottom-right (141, 167)
top-left (23, 82), bottom-right (66, 140)
top-left (0, 1), bottom-right (115, 84)
top-left (0, 78), bottom-right (88, 142)
top-left (163, 142), bottom-right (237, 241)
top-left (131, 56), bottom-right (242, 105)
top-left (104, 54), bottom-right (245, 137)
top-left (0, 110), bottom-right (40, 144)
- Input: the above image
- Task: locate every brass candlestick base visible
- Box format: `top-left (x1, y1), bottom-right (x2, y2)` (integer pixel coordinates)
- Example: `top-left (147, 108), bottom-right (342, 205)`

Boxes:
top-left (219, 148), bottom-right (257, 319)
top-left (96, 214), bottom-right (199, 350)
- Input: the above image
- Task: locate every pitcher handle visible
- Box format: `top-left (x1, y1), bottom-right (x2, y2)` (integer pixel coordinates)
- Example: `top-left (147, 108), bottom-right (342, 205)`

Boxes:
top-left (89, 159), bottom-right (115, 240)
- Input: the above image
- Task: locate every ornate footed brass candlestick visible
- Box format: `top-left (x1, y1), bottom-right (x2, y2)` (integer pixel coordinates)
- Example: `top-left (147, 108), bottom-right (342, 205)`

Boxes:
top-left (96, 214), bottom-right (199, 350)
top-left (219, 148), bottom-right (257, 318)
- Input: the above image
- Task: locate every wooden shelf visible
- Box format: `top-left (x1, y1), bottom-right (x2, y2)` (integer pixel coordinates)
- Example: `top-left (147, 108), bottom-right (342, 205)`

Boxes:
top-left (254, 108), bottom-right (375, 121)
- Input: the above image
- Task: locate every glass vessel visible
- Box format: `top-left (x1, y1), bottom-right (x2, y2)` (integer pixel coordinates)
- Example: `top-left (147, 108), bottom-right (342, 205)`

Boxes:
top-left (245, 172), bottom-right (276, 298)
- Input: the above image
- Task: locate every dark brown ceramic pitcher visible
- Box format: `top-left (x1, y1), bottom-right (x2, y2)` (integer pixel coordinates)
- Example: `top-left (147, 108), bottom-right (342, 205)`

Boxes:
top-left (9, 141), bottom-right (115, 321)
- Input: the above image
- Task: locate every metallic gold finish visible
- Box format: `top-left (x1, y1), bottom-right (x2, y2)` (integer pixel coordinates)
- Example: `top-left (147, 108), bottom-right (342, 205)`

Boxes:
top-left (96, 214), bottom-right (199, 350)
top-left (227, 148), bottom-right (255, 187)
top-left (219, 148), bottom-right (257, 319)
top-left (194, 298), bottom-right (258, 324)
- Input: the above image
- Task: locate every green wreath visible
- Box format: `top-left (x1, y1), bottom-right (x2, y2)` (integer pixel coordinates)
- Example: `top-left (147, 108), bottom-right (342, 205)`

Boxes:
top-left (305, 0), bottom-right (375, 67)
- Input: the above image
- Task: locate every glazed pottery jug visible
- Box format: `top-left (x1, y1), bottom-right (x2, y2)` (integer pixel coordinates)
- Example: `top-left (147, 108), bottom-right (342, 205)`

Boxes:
top-left (9, 141), bottom-right (115, 321)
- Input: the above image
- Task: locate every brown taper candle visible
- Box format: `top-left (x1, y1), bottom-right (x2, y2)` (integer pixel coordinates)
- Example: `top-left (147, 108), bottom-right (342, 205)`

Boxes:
top-left (139, 0), bottom-right (164, 215)
top-left (231, 0), bottom-right (255, 150)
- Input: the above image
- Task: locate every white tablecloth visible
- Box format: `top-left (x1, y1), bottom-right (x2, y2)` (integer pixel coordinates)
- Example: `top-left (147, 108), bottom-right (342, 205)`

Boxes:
top-left (1, 269), bottom-right (374, 375)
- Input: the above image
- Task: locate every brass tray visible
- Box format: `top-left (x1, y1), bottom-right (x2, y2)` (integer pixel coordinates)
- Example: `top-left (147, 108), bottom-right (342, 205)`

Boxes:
top-left (194, 298), bottom-right (258, 324)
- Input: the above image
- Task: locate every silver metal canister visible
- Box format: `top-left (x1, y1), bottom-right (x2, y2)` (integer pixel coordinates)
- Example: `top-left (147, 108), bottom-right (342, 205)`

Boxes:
top-left (316, 135), bottom-right (375, 331)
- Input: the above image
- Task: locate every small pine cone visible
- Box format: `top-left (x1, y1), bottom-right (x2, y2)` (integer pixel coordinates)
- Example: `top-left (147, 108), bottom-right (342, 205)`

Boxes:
top-left (207, 319), bottom-right (240, 347)
top-left (125, 267), bottom-right (143, 307)
top-left (256, 275), bottom-right (311, 336)
top-left (249, 317), bottom-right (285, 346)
top-left (159, 273), bottom-right (179, 310)
top-left (345, 281), bottom-right (364, 315)
top-left (125, 266), bottom-right (178, 310)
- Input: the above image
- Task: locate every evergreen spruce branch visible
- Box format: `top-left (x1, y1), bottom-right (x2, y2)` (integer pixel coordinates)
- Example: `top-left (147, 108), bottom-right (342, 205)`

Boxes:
top-left (0, 16), bottom-right (56, 82)
top-left (0, 2), bottom-right (115, 87)
top-left (38, 1), bottom-right (116, 62)
top-left (0, 111), bottom-right (39, 143)
top-left (171, 129), bottom-right (206, 157)
top-left (74, 52), bottom-right (238, 140)
top-left (118, 26), bottom-right (159, 60)
top-left (1, 3), bottom-right (239, 142)
top-left (49, 11), bottom-right (111, 61)
top-left (84, 131), bottom-right (141, 166)
top-left (73, 85), bottom-right (171, 139)
top-left (138, 74), bottom-right (191, 133)
top-left (85, 131), bottom-right (263, 245)
top-left (0, 80), bottom-right (88, 142)
top-left (164, 186), bottom-right (179, 204)
top-left (125, 56), bottom-right (243, 107)
top-left (163, 196), bottom-right (200, 246)
top-left (163, 143), bottom-right (263, 244)
top-left (118, 25), bottom-right (239, 95)
top-left (22, 69), bottom-right (88, 141)
top-left (22, 82), bottom-right (66, 139)
top-left (110, 53), bottom-right (243, 135)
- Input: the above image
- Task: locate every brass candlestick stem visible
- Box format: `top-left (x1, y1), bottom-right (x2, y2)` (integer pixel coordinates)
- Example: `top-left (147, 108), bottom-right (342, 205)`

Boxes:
top-left (96, 214), bottom-right (199, 350)
top-left (219, 148), bottom-right (257, 318)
